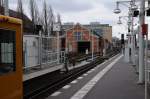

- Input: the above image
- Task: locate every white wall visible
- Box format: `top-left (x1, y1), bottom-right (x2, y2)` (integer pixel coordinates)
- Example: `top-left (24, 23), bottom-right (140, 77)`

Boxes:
top-left (23, 35), bottom-right (40, 67)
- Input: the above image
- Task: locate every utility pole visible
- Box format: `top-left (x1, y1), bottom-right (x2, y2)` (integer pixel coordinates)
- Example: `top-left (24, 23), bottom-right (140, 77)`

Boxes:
top-left (138, 0), bottom-right (145, 84)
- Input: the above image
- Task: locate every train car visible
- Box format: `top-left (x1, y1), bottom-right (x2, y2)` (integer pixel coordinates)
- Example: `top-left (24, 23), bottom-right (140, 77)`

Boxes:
top-left (0, 15), bottom-right (23, 99)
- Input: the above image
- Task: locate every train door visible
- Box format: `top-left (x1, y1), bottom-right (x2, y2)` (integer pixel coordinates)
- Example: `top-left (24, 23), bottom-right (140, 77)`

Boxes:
top-left (0, 15), bottom-right (23, 99)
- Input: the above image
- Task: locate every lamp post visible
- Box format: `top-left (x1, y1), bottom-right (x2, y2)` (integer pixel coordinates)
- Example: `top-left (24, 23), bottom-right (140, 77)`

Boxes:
top-left (114, 0), bottom-right (138, 65)
top-left (138, 0), bottom-right (145, 84)
top-left (117, 16), bottom-right (131, 62)
top-left (114, 1), bottom-right (121, 14)
top-left (114, 1), bottom-right (148, 98)
top-left (53, 22), bottom-right (61, 64)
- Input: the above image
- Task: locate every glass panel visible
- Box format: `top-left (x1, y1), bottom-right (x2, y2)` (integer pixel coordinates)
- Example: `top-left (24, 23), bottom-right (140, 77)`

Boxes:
top-left (74, 32), bottom-right (82, 41)
top-left (0, 29), bottom-right (16, 75)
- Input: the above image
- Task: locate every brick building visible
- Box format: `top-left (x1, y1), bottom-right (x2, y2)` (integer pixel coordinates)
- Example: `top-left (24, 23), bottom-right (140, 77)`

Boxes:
top-left (62, 22), bottom-right (112, 55)
top-left (65, 23), bottom-right (100, 54)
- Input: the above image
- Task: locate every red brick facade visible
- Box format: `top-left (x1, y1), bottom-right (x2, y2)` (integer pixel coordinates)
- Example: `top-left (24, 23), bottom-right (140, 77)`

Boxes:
top-left (65, 23), bottom-right (100, 54)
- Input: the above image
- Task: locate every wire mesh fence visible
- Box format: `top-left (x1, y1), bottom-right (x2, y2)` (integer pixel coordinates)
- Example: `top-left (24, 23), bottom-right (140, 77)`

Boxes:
top-left (23, 35), bottom-right (65, 70)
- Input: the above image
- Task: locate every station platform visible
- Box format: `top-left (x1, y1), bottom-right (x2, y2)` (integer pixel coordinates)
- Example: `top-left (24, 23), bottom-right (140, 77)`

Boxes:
top-left (23, 64), bottom-right (64, 81)
top-left (47, 54), bottom-right (148, 99)
top-left (23, 60), bottom-right (90, 81)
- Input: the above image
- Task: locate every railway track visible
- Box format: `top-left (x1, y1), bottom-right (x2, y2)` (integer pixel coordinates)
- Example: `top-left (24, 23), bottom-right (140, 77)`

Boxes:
top-left (24, 52), bottom-right (118, 99)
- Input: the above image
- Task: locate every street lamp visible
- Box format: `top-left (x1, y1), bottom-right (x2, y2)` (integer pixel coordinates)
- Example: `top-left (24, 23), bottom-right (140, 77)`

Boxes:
top-left (117, 17), bottom-right (122, 24)
top-left (114, 0), bottom-right (138, 14)
top-left (117, 16), bottom-right (131, 25)
top-left (114, 2), bottom-right (121, 14)
top-left (114, 1), bottom-right (137, 65)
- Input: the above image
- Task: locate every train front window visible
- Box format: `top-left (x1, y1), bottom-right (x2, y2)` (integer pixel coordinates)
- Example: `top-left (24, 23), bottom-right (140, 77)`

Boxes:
top-left (0, 29), bottom-right (16, 75)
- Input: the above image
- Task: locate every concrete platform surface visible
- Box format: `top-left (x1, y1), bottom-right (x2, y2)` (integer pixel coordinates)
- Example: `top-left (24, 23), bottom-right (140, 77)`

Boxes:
top-left (47, 54), bottom-right (149, 99)
top-left (23, 64), bottom-right (63, 81)
top-left (83, 56), bottom-right (147, 99)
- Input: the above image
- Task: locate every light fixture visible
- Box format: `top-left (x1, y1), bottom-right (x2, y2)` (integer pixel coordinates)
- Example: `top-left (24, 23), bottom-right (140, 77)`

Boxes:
top-left (114, 2), bottom-right (121, 14)
top-left (117, 19), bottom-right (122, 25)
top-left (114, 8), bottom-right (121, 14)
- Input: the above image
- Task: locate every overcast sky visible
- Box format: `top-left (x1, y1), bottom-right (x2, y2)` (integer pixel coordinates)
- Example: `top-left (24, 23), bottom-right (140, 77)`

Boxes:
top-left (8, 0), bottom-right (145, 39)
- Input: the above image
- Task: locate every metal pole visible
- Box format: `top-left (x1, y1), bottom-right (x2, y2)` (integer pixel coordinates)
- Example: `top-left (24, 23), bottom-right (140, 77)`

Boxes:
top-left (131, 10), bottom-right (136, 65)
top-left (39, 31), bottom-right (42, 68)
top-left (146, 1), bottom-right (150, 98)
top-left (57, 31), bottom-right (60, 64)
top-left (138, 0), bottom-right (145, 84)
top-left (65, 30), bottom-right (68, 53)
top-left (127, 19), bottom-right (130, 63)
top-left (128, 14), bottom-right (132, 62)
top-left (103, 38), bottom-right (106, 57)
top-left (145, 33), bottom-right (148, 99)
top-left (92, 30), bottom-right (94, 61)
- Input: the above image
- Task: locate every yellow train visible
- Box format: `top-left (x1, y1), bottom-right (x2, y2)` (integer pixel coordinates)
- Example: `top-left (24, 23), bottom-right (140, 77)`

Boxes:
top-left (0, 15), bottom-right (23, 99)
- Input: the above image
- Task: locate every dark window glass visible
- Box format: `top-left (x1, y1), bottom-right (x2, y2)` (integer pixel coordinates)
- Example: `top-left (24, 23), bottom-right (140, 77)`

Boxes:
top-left (0, 29), bottom-right (16, 75)
top-left (74, 32), bottom-right (82, 41)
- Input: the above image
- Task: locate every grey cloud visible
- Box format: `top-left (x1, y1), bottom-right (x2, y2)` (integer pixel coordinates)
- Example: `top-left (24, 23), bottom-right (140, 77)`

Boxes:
top-left (9, 0), bottom-right (94, 13)
top-left (46, 0), bottom-right (94, 13)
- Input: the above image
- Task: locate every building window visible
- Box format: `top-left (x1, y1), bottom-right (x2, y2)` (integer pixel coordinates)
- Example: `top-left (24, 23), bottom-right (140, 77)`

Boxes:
top-left (74, 32), bottom-right (82, 41)
top-left (0, 29), bottom-right (16, 75)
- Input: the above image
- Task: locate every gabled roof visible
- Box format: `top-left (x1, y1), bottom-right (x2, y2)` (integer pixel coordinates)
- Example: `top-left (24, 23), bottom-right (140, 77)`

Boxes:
top-left (64, 23), bottom-right (102, 38)
top-left (65, 23), bottom-right (90, 32)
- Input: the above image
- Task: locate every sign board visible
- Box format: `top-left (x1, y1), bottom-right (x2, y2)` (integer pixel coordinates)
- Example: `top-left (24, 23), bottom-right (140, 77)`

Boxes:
top-left (142, 24), bottom-right (148, 35)
top-left (53, 23), bottom-right (61, 31)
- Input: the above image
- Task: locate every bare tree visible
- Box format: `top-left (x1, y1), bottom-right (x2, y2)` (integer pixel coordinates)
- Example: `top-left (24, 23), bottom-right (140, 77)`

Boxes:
top-left (42, 0), bottom-right (48, 35)
top-left (17, 0), bottom-right (24, 19)
top-left (57, 13), bottom-right (63, 35)
top-left (40, 1), bottom-right (56, 36)
top-left (29, 0), bottom-right (39, 34)
top-left (0, 0), bottom-right (4, 6)
top-left (47, 5), bottom-right (55, 36)
top-left (0, 0), bottom-right (4, 14)
top-left (57, 13), bottom-right (61, 24)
